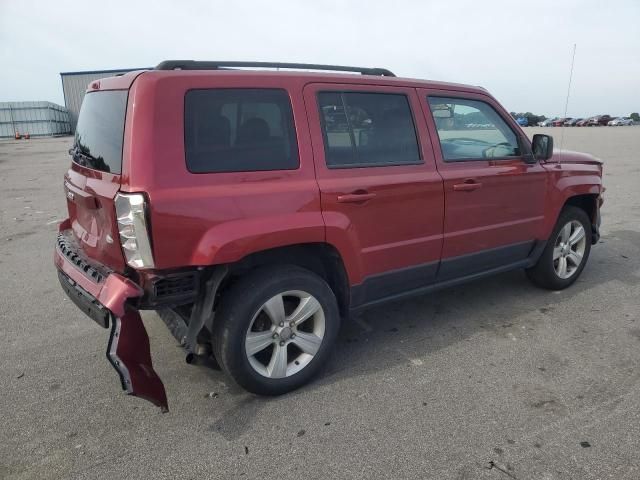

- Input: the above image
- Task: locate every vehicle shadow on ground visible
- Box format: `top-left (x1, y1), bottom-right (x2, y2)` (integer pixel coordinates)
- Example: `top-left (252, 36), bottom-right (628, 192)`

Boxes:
top-left (203, 229), bottom-right (640, 439)
top-left (316, 229), bottom-right (640, 385)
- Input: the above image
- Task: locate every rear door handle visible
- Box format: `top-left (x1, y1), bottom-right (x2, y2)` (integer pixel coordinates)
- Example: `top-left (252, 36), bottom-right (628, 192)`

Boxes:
top-left (453, 180), bottom-right (482, 192)
top-left (337, 191), bottom-right (377, 203)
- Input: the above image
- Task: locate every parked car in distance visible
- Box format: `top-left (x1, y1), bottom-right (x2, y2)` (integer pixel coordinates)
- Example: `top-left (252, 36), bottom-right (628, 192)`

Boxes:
top-left (552, 118), bottom-right (571, 127)
top-left (608, 117), bottom-right (633, 126)
top-left (516, 117), bottom-right (528, 126)
top-left (576, 118), bottom-right (591, 126)
top-left (539, 118), bottom-right (556, 127)
top-left (588, 115), bottom-right (613, 126)
top-left (54, 60), bottom-right (605, 411)
top-left (565, 118), bottom-right (582, 126)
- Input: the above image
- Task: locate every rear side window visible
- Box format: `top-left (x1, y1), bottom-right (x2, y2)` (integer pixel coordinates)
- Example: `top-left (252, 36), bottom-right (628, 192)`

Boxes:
top-left (318, 92), bottom-right (421, 168)
top-left (427, 96), bottom-right (520, 161)
top-left (73, 91), bottom-right (127, 174)
top-left (185, 89), bottom-right (299, 173)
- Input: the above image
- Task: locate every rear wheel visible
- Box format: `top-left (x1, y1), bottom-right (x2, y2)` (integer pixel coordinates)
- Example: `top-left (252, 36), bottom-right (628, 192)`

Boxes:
top-left (526, 206), bottom-right (592, 290)
top-left (212, 265), bottom-right (340, 395)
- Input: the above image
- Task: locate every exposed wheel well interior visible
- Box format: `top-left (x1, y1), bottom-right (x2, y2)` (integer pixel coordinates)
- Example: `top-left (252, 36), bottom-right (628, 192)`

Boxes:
top-left (218, 243), bottom-right (350, 318)
top-left (564, 194), bottom-right (598, 223)
top-left (562, 193), bottom-right (600, 244)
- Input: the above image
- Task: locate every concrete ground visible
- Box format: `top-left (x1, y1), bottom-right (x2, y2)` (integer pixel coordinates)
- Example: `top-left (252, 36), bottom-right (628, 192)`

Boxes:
top-left (1, 126), bottom-right (639, 480)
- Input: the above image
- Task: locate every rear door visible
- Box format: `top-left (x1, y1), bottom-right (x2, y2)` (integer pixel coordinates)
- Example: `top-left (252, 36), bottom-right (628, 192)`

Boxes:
top-left (419, 89), bottom-right (547, 280)
top-left (303, 83), bottom-right (444, 306)
top-left (64, 90), bottom-right (128, 272)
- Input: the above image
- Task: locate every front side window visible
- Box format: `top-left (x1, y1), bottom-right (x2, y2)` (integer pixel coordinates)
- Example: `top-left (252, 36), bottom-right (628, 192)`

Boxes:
top-left (318, 91), bottom-right (421, 168)
top-left (185, 89), bottom-right (299, 173)
top-left (428, 97), bottom-right (520, 161)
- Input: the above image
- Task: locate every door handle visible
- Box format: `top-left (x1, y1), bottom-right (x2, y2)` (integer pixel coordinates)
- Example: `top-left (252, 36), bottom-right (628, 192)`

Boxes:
top-left (337, 191), bottom-right (377, 203)
top-left (453, 180), bottom-right (482, 192)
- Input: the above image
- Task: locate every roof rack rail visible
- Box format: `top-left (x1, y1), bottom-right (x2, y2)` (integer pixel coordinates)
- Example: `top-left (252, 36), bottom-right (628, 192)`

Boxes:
top-left (154, 60), bottom-right (395, 77)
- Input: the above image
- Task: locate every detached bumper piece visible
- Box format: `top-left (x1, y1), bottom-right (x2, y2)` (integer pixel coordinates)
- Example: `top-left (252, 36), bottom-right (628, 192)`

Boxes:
top-left (55, 227), bottom-right (169, 411)
top-left (107, 311), bottom-right (168, 412)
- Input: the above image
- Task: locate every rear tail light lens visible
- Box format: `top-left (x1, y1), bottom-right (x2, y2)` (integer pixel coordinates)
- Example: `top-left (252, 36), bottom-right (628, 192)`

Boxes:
top-left (114, 193), bottom-right (155, 269)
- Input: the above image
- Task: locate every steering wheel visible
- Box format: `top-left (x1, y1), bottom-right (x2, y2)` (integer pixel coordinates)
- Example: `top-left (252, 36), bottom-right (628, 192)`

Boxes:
top-left (482, 142), bottom-right (513, 158)
top-left (450, 137), bottom-right (492, 145)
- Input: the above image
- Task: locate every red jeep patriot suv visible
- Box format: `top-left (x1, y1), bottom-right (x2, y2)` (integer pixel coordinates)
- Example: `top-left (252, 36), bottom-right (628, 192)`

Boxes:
top-left (55, 61), bottom-right (603, 410)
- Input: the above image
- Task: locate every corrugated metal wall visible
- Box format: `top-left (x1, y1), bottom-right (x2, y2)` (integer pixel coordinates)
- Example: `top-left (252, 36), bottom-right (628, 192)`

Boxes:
top-left (0, 101), bottom-right (71, 138)
top-left (60, 69), bottom-right (142, 131)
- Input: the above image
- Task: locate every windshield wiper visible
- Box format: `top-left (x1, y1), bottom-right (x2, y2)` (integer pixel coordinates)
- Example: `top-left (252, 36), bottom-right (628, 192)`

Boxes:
top-left (68, 146), bottom-right (95, 166)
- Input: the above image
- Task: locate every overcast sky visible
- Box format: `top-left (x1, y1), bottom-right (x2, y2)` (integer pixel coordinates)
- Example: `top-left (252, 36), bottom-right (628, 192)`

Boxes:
top-left (1, 0), bottom-right (638, 117)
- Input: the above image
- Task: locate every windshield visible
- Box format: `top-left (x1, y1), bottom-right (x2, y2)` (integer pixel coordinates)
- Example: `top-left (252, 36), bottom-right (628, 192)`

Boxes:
top-left (72, 90), bottom-right (127, 174)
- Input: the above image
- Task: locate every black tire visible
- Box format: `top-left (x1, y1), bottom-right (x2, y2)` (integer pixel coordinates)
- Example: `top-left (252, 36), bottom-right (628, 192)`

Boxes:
top-left (526, 206), bottom-right (592, 290)
top-left (212, 265), bottom-right (340, 395)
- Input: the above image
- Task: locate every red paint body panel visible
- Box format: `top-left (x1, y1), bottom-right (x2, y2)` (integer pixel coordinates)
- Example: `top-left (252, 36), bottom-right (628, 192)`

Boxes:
top-left (418, 89), bottom-right (548, 258)
top-left (541, 151), bottom-right (603, 239)
top-left (67, 69), bottom-right (594, 282)
top-left (303, 82), bottom-right (444, 284)
top-left (54, 221), bottom-right (140, 313)
top-left (88, 70), bottom-right (146, 92)
top-left (435, 159), bottom-right (547, 257)
top-left (122, 73), bottom-right (323, 270)
top-left (55, 220), bottom-right (168, 409)
top-left (54, 67), bottom-right (603, 410)
top-left (108, 311), bottom-right (169, 411)
top-left (116, 71), bottom-right (491, 275)
top-left (64, 165), bottom-right (126, 273)
top-left (58, 68), bottom-right (606, 288)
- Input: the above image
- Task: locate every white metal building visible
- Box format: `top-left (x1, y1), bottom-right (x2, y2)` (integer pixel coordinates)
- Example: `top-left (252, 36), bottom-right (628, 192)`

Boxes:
top-left (60, 68), bottom-right (146, 130)
top-left (0, 101), bottom-right (71, 138)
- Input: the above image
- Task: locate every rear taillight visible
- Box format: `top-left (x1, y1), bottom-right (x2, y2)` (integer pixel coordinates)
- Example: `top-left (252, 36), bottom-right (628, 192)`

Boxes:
top-left (114, 193), bottom-right (155, 269)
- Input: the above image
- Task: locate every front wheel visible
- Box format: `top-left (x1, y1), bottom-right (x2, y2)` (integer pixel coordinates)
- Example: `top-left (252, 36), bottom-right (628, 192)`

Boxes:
top-left (526, 206), bottom-right (592, 290)
top-left (212, 265), bottom-right (340, 395)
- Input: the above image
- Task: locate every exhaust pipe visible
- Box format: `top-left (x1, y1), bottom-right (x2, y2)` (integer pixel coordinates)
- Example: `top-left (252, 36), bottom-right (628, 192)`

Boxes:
top-left (185, 352), bottom-right (221, 370)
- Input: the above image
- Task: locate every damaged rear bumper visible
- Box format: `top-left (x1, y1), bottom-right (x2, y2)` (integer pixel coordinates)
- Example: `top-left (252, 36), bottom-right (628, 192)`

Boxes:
top-left (54, 223), bottom-right (168, 411)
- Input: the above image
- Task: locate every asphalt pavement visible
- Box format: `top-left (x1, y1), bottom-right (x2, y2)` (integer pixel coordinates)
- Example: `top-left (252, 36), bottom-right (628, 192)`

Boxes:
top-left (1, 126), bottom-right (639, 479)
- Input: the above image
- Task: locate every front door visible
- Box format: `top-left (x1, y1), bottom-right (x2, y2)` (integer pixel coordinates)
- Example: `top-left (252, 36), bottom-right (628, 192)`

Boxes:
top-left (419, 89), bottom-right (547, 280)
top-left (303, 83), bottom-right (444, 306)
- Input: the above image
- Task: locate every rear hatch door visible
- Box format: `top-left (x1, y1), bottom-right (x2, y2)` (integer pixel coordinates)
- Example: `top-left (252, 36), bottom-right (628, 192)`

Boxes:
top-left (64, 90), bottom-right (128, 273)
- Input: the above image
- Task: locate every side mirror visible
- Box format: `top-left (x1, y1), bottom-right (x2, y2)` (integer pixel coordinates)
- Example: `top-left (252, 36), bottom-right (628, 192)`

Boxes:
top-left (431, 105), bottom-right (453, 118)
top-left (532, 134), bottom-right (554, 161)
top-left (518, 136), bottom-right (536, 164)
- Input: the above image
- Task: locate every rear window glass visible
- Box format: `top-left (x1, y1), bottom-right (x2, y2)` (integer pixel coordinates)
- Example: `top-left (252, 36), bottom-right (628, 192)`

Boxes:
top-left (184, 89), bottom-right (299, 173)
top-left (73, 91), bottom-right (127, 174)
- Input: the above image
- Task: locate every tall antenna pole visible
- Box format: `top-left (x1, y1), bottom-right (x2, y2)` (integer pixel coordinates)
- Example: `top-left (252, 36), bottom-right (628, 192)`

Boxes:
top-left (560, 44), bottom-right (577, 152)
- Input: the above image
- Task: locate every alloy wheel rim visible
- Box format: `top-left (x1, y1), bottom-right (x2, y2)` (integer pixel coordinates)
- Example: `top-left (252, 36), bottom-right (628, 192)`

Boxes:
top-left (244, 290), bottom-right (325, 378)
top-left (553, 220), bottom-right (587, 279)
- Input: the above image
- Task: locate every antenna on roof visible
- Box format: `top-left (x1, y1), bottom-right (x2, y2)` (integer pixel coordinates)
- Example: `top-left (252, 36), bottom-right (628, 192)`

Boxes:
top-left (560, 44), bottom-right (577, 153)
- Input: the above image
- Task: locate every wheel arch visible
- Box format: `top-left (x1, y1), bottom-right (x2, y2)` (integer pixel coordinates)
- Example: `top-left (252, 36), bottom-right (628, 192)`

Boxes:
top-left (218, 242), bottom-right (351, 318)
top-left (543, 182), bottom-right (602, 244)
top-left (563, 193), bottom-right (599, 223)
top-left (561, 193), bottom-right (601, 244)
